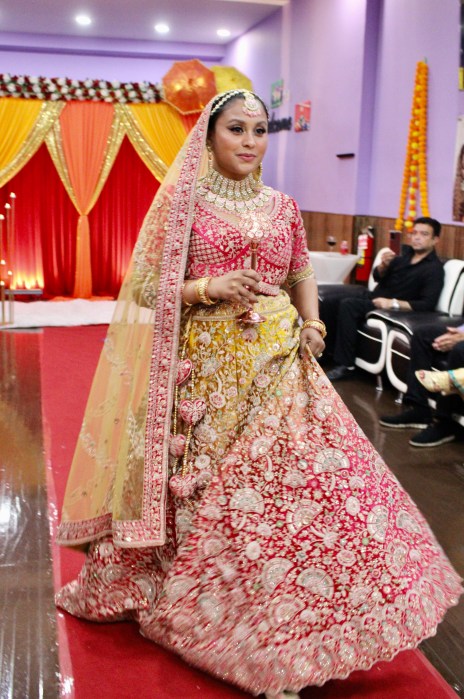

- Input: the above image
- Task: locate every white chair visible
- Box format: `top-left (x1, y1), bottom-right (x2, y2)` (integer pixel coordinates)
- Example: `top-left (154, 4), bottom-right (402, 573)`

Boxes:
top-left (353, 248), bottom-right (391, 389)
top-left (379, 258), bottom-right (464, 399)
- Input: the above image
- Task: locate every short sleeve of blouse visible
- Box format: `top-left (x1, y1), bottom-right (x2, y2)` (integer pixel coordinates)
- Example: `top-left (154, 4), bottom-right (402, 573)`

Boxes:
top-left (286, 197), bottom-right (314, 288)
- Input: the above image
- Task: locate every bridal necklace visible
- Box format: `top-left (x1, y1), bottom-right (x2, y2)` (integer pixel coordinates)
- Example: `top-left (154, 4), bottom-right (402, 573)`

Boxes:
top-left (198, 168), bottom-right (272, 213)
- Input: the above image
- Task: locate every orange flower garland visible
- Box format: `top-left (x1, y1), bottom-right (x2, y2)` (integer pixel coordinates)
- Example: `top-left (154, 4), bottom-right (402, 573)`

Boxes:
top-left (395, 61), bottom-right (430, 231)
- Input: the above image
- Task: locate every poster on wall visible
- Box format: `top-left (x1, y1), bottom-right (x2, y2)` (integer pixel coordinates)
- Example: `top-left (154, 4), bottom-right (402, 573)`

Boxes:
top-left (294, 101), bottom-right (311, 131)
top-left (452, 116), bottom-right (464, 221)
top-left (270, 79), bottom-right (284, 109)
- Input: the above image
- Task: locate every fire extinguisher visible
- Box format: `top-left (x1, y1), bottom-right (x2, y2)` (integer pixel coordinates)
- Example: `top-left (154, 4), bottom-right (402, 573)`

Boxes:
top-left (355, 225), bottom-right (375, 282)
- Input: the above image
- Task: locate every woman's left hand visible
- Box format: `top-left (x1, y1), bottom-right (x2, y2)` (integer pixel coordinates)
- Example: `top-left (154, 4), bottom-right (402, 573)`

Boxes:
top-left (300, 327), bottom-right (325, 359)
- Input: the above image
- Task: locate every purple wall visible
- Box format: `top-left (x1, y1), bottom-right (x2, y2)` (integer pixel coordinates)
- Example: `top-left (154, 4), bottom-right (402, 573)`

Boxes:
top-left (1, 0), bottom-right (463, 226)
top-left (368, 0), bottom-right (461, 224)
top-left (0, 33), bottom-right (224, 83)
top-left (226, 0), bottom-right (463, 226)
top-left (225, 9), bottom-right (283, 191)
top-left (226, 0), bottom-right (368, 214)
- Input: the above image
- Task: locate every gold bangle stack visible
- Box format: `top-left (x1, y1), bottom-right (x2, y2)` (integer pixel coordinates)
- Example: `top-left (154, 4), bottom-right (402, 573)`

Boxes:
top-left (196, 276), bottom-right (218, 306)
top-left (181, 282), bottom-right (194, 307)
top-left (301, 318), bottom-right (327, 339)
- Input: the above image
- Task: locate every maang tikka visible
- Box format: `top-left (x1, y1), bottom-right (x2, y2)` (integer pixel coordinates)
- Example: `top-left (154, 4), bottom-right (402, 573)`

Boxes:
top-left (242, 91), bottom-right (263, 118)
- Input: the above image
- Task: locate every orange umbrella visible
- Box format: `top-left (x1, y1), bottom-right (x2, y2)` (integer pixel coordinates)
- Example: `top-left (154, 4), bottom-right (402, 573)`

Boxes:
top-left (162, 59), bottom-right (217, 114)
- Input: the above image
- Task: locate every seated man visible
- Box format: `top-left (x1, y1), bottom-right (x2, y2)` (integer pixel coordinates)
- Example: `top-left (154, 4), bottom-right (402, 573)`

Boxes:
top-left (326, 217), bottom-right (444, 381)
top-left (379, 322), bottom-right (464, 447)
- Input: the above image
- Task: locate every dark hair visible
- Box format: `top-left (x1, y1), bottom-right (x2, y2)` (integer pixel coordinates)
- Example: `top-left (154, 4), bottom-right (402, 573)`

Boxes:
top-left (413, 216), bottom-right (441, 238)
top-left (207, 91), bottom-right (269, 138)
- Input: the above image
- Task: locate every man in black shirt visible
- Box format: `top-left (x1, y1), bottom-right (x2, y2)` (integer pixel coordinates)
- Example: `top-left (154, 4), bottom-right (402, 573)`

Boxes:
top-left (327, 217), bottom-right (444, 381)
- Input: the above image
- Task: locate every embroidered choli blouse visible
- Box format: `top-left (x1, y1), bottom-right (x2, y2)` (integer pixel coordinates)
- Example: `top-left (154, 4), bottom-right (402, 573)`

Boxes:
top-left (186, 190), bottom-right (314, 295)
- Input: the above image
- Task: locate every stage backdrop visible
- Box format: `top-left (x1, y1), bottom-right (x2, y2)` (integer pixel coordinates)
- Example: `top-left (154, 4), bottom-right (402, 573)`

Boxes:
top-left (0, 63), bottom-right (252, 298)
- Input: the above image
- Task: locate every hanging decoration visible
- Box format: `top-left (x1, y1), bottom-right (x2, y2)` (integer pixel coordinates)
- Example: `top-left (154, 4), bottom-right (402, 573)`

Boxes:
top-left (0, 73), bottom-right (162, 104)
top-left (395, 60), bottom-right (429, 231)
top-left (211, 66), bottom-right (253, 93)
top-left (162, 59), bottom-right (217, 114)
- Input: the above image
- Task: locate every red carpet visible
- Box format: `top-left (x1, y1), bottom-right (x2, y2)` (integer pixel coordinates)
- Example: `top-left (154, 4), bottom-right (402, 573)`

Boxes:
top-left (41, 326), bottom-right (458, 699)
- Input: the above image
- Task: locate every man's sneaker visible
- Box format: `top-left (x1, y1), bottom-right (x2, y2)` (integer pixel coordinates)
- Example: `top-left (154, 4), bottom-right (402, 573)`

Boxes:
top-left (378, 406), bottom-right (430, 429)
top-left (409, 421), bottom-right (457, 447)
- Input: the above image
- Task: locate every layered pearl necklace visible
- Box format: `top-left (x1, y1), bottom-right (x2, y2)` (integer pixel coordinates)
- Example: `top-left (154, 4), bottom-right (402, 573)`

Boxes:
top-left (197, 168), bottom-right (272, 213)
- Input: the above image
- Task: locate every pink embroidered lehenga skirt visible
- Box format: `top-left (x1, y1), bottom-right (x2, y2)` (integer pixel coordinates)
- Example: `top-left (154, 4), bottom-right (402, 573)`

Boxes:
top-left (56, 292), bottom-right (462, 696)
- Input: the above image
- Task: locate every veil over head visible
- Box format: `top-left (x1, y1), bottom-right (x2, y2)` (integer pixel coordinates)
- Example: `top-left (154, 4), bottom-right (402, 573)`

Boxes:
top-left (57, 95), bottom-right (222, 548)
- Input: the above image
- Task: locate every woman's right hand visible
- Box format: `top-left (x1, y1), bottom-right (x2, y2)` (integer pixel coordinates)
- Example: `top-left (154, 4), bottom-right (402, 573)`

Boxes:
top-left (208, 269), bottom-right (261, 306)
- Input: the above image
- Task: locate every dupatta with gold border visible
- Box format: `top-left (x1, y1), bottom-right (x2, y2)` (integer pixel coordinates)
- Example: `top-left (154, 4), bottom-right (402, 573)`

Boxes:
top-left (56, 105), bottom-right (210, 547)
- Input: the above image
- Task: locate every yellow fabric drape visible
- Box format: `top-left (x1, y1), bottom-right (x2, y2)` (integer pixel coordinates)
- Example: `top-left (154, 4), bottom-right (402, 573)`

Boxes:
top-left (46, 103), bottom-right (125, 298)
top-left (119, 103), bottom-right (189, 182)
top-left (0, 99), bottom-right (63, 188)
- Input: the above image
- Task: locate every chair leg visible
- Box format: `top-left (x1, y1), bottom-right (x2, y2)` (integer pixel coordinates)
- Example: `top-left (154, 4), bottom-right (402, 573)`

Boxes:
top-left (375, 375), bottom-right (383, 392)
top-left (395, 391), bottom-right (404, 405)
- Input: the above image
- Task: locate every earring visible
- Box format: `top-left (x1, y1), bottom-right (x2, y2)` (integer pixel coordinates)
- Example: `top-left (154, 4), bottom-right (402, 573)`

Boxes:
top-left (254, 163), bottom-right (263, 184)
top-left (206, 144), bottom-right (213, 175)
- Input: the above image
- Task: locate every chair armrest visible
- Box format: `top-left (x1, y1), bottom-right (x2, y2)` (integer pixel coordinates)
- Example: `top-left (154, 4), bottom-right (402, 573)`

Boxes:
top-left (365, 309), bottom-right (458, 337)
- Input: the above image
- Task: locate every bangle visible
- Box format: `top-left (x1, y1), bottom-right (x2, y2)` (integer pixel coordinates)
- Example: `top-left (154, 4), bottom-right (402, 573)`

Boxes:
top-left (196, 277), bottom-right (218, 306)
top-left (181, 282), bottom-right (194, 307)
top-left (301, 318), bottom-right (327, 339)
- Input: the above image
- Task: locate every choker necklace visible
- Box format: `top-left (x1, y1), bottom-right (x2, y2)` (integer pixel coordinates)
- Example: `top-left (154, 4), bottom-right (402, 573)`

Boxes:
top-left (198, 168), bottom-right (271, 213)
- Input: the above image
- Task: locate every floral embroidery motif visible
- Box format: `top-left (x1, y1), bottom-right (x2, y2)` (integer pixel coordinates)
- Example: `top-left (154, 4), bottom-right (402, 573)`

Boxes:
top-left (58, 291), bottom-right (462, 697)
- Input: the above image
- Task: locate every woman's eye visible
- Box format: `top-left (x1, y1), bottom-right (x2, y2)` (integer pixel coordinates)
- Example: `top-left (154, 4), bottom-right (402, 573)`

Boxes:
top-left (230, 126), bottom-right (243, 133)
top-left (256, 128), bottom-right (267, 135)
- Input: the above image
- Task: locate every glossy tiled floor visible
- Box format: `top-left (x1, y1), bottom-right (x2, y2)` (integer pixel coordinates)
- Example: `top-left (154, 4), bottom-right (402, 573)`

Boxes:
top-left (0, 329), bottom-right (463, 698)
top-left (0, 330), bottom-right (60, 698)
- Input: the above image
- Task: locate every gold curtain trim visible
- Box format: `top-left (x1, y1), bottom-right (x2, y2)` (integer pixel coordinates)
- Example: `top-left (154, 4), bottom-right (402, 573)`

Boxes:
top-left (0, 100), bottom-right (64, 188)
top-left (117, 104), bottom-right (168, 183)
top-left (45, 107), bottom-right (125, 214)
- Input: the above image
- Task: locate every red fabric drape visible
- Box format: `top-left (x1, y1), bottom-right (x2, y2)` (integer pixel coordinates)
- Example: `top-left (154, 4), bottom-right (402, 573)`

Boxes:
top-left (1, 143), bottom-right (77, 296)
top-left (88, 137), bottom-right (159, 297)
top-left (56, 102), bottom-right (120, 297)
top-left (0, 137), bottom-right (159, 298)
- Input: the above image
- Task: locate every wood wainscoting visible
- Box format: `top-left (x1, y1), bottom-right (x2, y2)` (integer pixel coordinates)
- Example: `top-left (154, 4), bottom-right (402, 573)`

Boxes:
top-left (302, 211), bottom-right (464, 260)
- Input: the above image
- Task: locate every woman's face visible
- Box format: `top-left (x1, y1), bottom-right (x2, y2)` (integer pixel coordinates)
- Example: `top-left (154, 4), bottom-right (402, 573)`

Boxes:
top-left (208, 98), bottom-right (268, 181)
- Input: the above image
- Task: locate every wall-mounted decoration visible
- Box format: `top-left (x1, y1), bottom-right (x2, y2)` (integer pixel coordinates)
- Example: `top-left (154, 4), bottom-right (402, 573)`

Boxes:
top-left (394, 60), bottom-right (429, 231)
top-left (270, 79), bottom-right (284, 109)
top-left (268, 113), bottom-right (292, 133)
top-left (294, 100), bottom-right (311, 132)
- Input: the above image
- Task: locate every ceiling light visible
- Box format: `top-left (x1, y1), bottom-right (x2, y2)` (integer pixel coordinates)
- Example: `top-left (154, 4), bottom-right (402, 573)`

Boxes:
top-left (154, 23), bottom-right (170, 35)
top-left (217, 28), bottom-right (231, 38)
top-left (75, 14), bottom-right (92, 26)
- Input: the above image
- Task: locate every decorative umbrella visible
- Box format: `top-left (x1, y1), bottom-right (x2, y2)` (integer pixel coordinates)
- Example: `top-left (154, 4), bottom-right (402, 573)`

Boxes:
top-left (212, 66), bottom-right (253, 93)
top-left (162, 59), bottom-right (217, 114)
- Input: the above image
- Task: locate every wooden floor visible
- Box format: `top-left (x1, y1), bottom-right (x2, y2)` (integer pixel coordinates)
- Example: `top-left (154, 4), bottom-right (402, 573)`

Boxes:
top-left (0, 329), bottom-right (463, 698)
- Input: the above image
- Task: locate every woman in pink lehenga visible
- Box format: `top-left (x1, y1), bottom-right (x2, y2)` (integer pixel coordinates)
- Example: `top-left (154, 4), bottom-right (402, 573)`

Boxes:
top-left (56, 90), bottom-right (462, 699)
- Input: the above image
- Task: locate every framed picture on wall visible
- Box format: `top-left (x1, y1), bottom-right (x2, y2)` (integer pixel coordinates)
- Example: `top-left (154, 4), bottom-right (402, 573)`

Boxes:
top-left (294, 101), bottom-right (311, 131)
top-left (271, 79), bottom-right (284, 109)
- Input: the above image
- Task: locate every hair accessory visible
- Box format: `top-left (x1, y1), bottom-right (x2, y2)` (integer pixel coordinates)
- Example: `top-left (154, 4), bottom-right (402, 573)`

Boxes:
top-left (210, 90), bottom-right (266, 118)
top-left (242, 91), bottom-right (263, 118)
top-left (301, 318), bottom-right (327, 339)
top-left (211, 90), bottom-right (244, 116)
